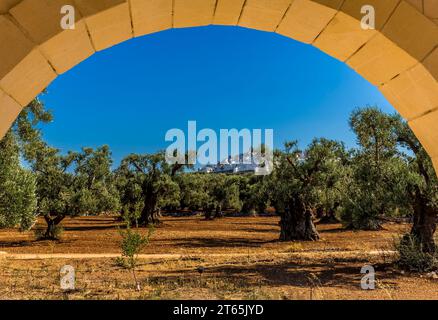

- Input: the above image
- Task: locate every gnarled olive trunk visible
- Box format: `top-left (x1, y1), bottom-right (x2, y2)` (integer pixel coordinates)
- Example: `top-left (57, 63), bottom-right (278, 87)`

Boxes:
top-left (138, 201), bottom-right (160, 225)
top-left (318, 203), bottom-right (340, 224)
top-left (137, 184), bottom-right (160, 225)
top-left (214, 205), bottom-right (224, 219)
top-left (43, 214), bottom-right (65, 240)
top-left (279, 197), bottom-right (319, 241)
top-left (411, 193), bottom-right (437, 253)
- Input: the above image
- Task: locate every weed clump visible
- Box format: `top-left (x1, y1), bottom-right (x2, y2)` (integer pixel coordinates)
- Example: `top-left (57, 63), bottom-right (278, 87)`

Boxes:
top-left (395, 234), bottom-right (438, 272)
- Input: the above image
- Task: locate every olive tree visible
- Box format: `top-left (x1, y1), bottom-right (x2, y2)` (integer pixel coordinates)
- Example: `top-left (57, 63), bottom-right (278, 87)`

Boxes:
top-left (0, 99), bottom-right (52, 231)
top-left (238, 174), bottom-right (269, 216)
top-left (204, 174), bottom-right (241, 220)
top-left (73, 146), bottom-right (120, 214)
top-left (0, 132), bottom-right (37, 230)
top-left (340, 107), bottom-right (403, 230)
top-left (116, 153), bottom-right (180, 225)
top-left (269, 139), bottom-right (345, 241)
top-left (176, 173), bottom-right (210, 212)
top-left (392, 115), bottom-right (438, 253)
top-left (24, 138), bottom-right (119, 239)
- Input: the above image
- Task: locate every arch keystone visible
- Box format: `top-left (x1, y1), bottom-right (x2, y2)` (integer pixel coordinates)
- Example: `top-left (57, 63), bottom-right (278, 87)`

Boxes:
top-left (213, 0), bottom-right (245, 26)
top-left (173, 0), bottom-right (217, 28)
top-left (238, 0), bottom-right (292, 32)
top-left (130, 0), bottom-right (172, 37)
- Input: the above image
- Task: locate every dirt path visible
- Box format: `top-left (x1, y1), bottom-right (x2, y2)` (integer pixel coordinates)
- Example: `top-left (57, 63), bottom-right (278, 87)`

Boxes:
top-left (0, 250), bottom-right (396, 260)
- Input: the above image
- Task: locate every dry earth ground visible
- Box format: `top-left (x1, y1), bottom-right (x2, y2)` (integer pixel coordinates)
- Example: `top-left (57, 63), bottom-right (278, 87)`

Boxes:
top-left (0, 216), bottom-right (437, 300)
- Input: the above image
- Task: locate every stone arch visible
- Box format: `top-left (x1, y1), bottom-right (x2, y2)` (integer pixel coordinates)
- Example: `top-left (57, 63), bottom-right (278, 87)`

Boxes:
top-left (0, 0), bottom-right (437, 171)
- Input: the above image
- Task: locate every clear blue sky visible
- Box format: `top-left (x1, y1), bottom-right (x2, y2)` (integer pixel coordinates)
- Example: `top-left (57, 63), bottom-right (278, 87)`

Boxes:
top-left (40, 25), bottom-right (396, 166)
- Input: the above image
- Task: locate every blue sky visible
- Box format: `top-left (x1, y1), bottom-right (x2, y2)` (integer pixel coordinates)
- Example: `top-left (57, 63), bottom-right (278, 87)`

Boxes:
top-left (40, 25), bottom-right (396, 166)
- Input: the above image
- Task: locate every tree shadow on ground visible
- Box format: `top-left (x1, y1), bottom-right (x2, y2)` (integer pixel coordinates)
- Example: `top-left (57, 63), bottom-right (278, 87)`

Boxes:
top-left (174, 237), bottom-right (276, 249)
top-left (63, 225), bottom-right (120, 232)
top-left (238, 228), bottom-right (279, 234)
top-left (0, 240), bottom-right (33, 248)
top-left (318, 227), bottom-right (352, 234)
top-left (141, 258), bottom-right (400, 291)
top-left (69, 217), bottom-right (119, 223)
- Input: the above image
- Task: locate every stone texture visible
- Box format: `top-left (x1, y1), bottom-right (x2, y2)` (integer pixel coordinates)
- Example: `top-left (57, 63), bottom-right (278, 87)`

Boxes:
top-left (0, 14), bottom-right (33, 80)
top-left (313, 11), bottom-right (376, 62)
top-left (0, 0), bottom-right (20, 13)
top-left (277, 0), bottom-right (338, 44)
top-left (75, 0), bottom-right (132, 51)
top-left (0, 48), bottom-right (57, 106)
top-left (40, 20), bottom-right (94, 74)
top-left (347, 33), bottom-right (418, 85)
top-left (239, 0), bottom-right (292, 32)
top-left (213, 0), bottom-right (245, 26)
top-left (11, 0), bottom-right (77, 43)
top-left (340, 0), bottom-right (400, 30)
top-left (380, 63), bottom-right (438, 120)
top-left (0, 0), bottom-right (438, 179)
top-left (10, 0), bottom-right (95, 74)
top-left (0, 89), bottom-right (23, 139)
top-left (0, 15), bottom-right (56, 106)
top-left (383, 1), bottom-right (438, 62)
top-left (173, 0), bottom-right (216, 28)
top-left (409, 110), bottom-right (438, 158)
top-left (405, 0), bottom-right (424, 13)
top-left (130, 0), bottom-right (172, 36)
top-left (424, 0), bottom-right (438, 18)
top-left (433, 157), bottom-right (438, 175)
top-left (424, 47), bottom-right (438, 81)
top-left (310, 0), bottom-right (343, 10)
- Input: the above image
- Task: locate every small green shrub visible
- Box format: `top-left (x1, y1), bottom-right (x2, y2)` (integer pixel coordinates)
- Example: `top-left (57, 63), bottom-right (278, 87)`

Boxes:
top-left (115, 256), bottom-right (129, 268)
top-left (395, 234), bottom-right (438, 272)
top-left (119, 225), bottom-right (154, 290)
top-left (34, 225), bottom-right (63, 240)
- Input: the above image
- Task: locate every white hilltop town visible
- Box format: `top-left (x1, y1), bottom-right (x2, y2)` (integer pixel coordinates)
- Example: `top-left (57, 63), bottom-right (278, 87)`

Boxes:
top-left (198, 149), bottom-right (280, 174)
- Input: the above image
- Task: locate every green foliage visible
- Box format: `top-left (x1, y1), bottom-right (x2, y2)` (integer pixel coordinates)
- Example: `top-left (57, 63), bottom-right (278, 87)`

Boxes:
top-left (266, 139), bottom-right (346, 240)
top-left (238, 175), bottom-right (269, 215)
top-left (268, 139), bottom-right (346, 216)
top-left (395, 234), bottom-right (438, 272)
top-left (392, 115), bottom-right (438, 211)
top-left (202, 174), bottom-right (242, 218)
top-left (1, 98), bottom-right (437, 257)
top-left (34, 225), bottom-right (63, 241)
top-left (115, 153), bottom-right (181, 225)
top-left (0, 99), bottom-right (52, 231)
top-left (30, 138), bottom-right (117, 238)
top-left (176, 173), bottom-right (210, 211)
top-left (71, 146), bottom-right (121, 215)
top-left (119, 225), bottom-right (154, 290)
top-left (119, 225), bottom-right (154, 268)
top-left (340, 107), bottom-right (408, 230)
top-left (0, 132), bottom-right (37, 230)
